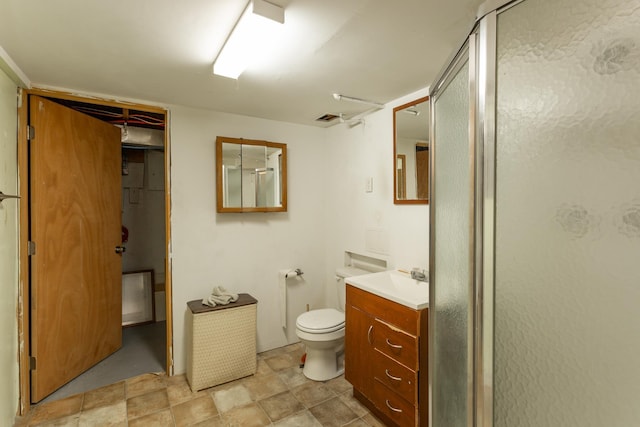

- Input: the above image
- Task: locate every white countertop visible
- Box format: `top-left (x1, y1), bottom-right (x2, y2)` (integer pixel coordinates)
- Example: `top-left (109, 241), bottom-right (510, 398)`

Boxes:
top-left (346, 270), bottom-right (429, 310)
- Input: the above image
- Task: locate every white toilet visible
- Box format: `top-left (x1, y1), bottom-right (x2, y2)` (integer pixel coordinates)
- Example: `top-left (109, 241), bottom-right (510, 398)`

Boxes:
top-left (295, 266), bottom-right (371, 381)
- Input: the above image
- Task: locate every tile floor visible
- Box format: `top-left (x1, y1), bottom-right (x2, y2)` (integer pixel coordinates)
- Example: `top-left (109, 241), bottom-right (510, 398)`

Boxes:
top-left (15, 343), bottom-right (385, 427)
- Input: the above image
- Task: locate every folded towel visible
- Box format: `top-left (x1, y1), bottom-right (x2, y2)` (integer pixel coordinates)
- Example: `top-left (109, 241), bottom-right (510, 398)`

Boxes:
top-left (202, 286), bottom-right (239, 307)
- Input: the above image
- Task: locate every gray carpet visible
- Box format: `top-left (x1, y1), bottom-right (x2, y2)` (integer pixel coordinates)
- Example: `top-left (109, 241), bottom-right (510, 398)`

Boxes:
top-left (39, 321), bottom-right (166, 404)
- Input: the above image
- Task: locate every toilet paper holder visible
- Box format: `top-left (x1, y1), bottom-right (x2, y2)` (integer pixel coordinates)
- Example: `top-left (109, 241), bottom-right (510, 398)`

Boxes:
top-left (279, 268), bottom-right (304, 329)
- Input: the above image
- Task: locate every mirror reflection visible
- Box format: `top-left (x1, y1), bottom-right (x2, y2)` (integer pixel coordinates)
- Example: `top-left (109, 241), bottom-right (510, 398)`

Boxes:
top-left (393, 96), bottom-right (430, 204)
top-left (216, 136), bottom-right (287, 213)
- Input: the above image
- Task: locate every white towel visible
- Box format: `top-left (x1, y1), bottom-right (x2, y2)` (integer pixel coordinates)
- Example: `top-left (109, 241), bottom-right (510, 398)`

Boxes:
top-left (202, 286), bottom-right (239, 307)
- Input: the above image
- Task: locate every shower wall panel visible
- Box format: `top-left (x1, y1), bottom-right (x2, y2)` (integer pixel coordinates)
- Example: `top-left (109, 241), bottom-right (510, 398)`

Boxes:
top-left (493, 0), bottom-right (640, 425)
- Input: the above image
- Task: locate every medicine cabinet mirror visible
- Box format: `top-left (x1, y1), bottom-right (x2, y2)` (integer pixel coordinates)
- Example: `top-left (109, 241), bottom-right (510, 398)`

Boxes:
top-left (393, 96), bottom-right (430, 204)
top-left (216, 136), bottom-right (287, 213)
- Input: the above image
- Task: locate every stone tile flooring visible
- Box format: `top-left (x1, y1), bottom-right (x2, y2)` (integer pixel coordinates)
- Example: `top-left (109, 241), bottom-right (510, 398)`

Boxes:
top-left (16, 343), bottom-right (385, 426)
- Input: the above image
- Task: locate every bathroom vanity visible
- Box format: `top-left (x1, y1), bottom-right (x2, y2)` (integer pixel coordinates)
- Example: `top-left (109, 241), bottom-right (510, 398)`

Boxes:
top-left (345, 271), bottom-right (428, 427)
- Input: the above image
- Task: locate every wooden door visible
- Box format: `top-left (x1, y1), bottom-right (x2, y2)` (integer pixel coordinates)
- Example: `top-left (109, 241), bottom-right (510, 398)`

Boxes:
top-left (416, 143), bottom-right (429, 200)
top-left (396, 154), bottom-right (406, 200)
top-left (345, 301), bottom-right (375, 398)
top-left (30, 96), bottom-right (122, 402)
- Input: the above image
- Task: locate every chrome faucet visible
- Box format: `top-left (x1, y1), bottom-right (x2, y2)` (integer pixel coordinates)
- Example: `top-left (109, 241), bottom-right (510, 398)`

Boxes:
top-left (411, 268), bottom-right (428, 282)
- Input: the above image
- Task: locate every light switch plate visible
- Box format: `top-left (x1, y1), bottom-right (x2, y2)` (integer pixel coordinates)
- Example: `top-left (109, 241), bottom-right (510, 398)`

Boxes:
top-left (366, 177), bottom-right (373, 193)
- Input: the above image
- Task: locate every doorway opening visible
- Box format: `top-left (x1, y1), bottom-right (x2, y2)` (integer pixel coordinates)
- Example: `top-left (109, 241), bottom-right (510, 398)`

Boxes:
top-left (18, 89), bottom-right (172, 409)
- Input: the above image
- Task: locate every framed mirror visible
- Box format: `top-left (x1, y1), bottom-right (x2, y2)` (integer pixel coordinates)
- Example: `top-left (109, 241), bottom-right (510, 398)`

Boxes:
top-left (393, 96), bottom-right (430, 204)
top-left (216, 136), bottom-right (287, 213)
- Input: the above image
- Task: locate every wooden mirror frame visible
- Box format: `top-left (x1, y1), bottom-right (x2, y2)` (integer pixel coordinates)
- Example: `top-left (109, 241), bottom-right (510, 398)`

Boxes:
top-left (393, 96), bottom-right (430, 205)
top-left (216, 136), bottom-right (287, 213)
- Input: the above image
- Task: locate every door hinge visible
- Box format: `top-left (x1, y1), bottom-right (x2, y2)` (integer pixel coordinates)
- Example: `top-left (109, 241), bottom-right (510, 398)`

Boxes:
top-left (29, 356), bottom-right (36, 370)
top-left (17, 88), bottom-right (23, 108)
top-left (27, 241), bottom-right (36, 256)
top-left (27, 125), bottom-right (35, 141)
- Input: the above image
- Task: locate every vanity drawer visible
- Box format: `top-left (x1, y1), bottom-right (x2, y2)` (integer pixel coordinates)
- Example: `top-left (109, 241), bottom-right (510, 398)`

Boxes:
top-left (374, 319), bottom-right (417, 370)
top-left (373, 349), bottom-right (417, 405)
top-left (373, 379), bottom-right (416, 427)
top-left (346, 285), bottom-right (419, 335)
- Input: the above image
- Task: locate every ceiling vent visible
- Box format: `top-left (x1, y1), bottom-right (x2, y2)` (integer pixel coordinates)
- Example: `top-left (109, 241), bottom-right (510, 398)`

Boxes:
top-left (315, 113), bottom-right (339, 122)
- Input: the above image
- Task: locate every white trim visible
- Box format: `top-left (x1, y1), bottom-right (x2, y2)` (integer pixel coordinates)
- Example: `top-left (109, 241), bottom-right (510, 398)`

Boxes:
top-left (0, 45), bottom-right (30, 88)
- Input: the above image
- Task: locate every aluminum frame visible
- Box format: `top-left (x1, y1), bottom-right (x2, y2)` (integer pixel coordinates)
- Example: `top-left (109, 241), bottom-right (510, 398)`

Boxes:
top-left (475, 12), bottom-right (497, 427)
top-left (428, 2), bottom-right (511, 427)
top-left (468, 31), bottom-right (479, 427)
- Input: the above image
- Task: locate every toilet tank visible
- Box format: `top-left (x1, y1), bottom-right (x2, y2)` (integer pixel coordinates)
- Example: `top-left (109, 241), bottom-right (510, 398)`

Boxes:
top-left (335, 267), bottom-right (371, 310)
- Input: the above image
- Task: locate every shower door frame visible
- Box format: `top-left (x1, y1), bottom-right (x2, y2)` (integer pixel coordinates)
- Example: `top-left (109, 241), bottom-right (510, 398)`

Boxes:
top-left (428, 38), bottom-right (475, 427)
top-left (475, 11), bottom-right (497, 427)
top-left (428, 1), bottom-right (521, 426)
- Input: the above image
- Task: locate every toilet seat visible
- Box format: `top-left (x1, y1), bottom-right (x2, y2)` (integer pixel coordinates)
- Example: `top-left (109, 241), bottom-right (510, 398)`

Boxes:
top-left (296, 308), bottom-right (345, 334)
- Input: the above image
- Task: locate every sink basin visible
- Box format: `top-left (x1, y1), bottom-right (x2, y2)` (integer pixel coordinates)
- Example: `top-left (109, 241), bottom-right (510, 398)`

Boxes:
top-left (345, 270), bottom-right (429, 310)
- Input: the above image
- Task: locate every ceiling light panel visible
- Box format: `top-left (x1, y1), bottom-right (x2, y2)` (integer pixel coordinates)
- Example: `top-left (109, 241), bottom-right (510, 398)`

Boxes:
top-left (213, 0), bottom-right (285, 79)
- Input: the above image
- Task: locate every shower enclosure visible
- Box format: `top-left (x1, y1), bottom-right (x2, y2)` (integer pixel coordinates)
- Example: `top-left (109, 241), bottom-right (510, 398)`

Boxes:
top-left (429, 0), bottom-right (640, 426)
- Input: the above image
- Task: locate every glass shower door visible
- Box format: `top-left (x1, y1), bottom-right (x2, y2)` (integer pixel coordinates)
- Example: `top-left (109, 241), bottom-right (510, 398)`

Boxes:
top-left (430, 51), bottom-right (472, 427)
top-left (429, 0), bottom-right (639, 425)
top-left (493, 0), bottom-right (640, 425)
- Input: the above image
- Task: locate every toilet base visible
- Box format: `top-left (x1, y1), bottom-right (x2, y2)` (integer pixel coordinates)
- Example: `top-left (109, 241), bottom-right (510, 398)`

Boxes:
top-left (301, 344), bottom-right (345, 381)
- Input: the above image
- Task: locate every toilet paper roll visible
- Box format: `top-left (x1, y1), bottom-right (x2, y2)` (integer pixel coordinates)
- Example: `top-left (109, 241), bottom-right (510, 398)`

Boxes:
top-left (285, 270), bottom-right (300, 279)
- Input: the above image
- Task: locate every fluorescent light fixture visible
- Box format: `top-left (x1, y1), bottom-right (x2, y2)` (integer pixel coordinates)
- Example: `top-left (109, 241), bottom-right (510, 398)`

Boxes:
top-left (402, 108), bottom-right (420, 116)
top-left (213, 0), bottom-right (285, 79)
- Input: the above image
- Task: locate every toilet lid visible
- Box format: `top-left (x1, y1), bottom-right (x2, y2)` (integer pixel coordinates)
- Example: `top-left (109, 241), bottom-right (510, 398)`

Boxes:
top-left (296, 308), bottom-right (345, 334)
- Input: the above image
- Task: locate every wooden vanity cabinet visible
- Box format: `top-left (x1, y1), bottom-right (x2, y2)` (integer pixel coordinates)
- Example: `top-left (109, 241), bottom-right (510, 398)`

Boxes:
top-left (345, 284), bottom-right (428, 427)
top-left (344, 303), bottom-right (375, 394)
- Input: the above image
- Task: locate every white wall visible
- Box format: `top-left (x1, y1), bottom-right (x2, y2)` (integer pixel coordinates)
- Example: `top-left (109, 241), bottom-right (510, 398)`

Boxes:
top-left (0, 68), bottom-right (19, 424)
top-left (170, 106), bottom-right (327, 374)
top-left (323, 88), bottom-right (430, 308)
top-left (169, 88), bottom-right (430, 374)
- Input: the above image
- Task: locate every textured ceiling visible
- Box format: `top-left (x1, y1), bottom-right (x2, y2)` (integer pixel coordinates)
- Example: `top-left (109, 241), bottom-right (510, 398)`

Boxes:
top-left (0, 0), bottom-right (483, 126)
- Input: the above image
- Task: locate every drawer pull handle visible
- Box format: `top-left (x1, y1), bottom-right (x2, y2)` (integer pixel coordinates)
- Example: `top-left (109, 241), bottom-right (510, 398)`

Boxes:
top-left (385, 369), bottom-right (402, 382)
top-left (386, 339), bottom-right (403, 350)
top-left (367, 325), bottom-right (373, 345)
top-left (386, 399), bottom-right (403, 413)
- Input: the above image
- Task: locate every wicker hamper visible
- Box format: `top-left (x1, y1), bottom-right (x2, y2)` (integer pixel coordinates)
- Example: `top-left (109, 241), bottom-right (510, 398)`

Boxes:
top-left (186, 293), bottom-right (258, 392)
